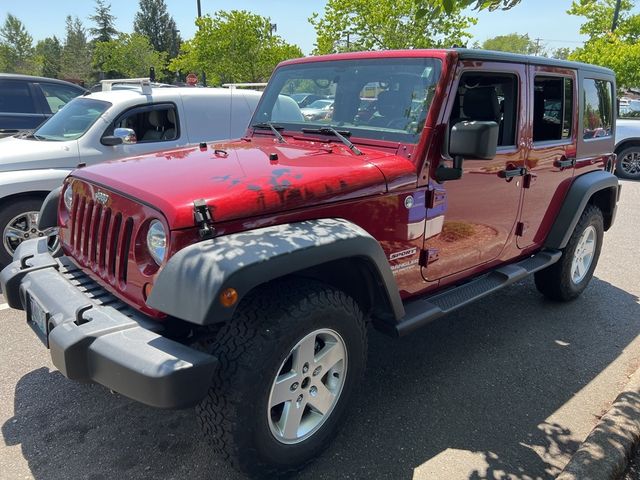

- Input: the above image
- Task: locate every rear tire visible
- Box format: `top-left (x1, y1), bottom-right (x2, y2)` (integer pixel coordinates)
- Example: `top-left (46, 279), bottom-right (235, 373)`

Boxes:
top-left (535, 204), bottom-right (604, 301)
top-left (196, 279), bottom-right (367, 477)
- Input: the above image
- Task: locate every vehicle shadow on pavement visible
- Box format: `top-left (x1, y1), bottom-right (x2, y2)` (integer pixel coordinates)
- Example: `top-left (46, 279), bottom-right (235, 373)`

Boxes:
top-left (3, 276), bottom-right (639, 480)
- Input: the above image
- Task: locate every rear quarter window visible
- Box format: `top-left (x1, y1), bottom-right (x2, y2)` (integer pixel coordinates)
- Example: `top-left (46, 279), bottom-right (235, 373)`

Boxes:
top-left (583, 78), bottom-right (613, 139)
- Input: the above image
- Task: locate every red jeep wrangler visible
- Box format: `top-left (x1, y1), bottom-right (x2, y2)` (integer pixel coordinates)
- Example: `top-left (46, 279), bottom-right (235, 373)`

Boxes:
top-left (1, 49), bottom-right (620, 476)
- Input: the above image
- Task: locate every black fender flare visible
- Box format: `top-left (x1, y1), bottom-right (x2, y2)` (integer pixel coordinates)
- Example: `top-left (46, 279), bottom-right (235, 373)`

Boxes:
top-left (37, 186), bottom-right (61, 230)
top-left (147, 218), bottom-right (404, 325)
top-left (545, 170), bottom-right (620, 249)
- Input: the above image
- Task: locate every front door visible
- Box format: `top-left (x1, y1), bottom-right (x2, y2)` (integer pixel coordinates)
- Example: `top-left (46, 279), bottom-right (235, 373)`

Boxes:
top-left (423, 64), bottom-right (526, 281)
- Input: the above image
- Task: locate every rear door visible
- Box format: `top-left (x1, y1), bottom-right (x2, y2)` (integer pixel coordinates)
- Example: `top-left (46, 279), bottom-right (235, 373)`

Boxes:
top-left (517, 66), bottom-right (577, 249)
top-left (423, 63), bottom-right (526, 281)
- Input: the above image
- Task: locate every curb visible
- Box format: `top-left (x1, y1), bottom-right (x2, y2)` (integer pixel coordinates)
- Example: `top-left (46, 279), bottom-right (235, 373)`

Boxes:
top-left (557, 367), bottom-right (640, 480)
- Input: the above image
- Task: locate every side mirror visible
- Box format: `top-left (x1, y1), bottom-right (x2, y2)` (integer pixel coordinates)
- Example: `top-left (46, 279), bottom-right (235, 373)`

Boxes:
top-left (436, 121), bottom-right (499, 182)
top-left (102, 127), bottom-right (137, 146)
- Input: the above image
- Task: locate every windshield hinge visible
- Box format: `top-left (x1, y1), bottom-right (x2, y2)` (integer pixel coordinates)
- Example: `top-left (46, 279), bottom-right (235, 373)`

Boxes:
top-left (193, 199), bottom-right (216, 240)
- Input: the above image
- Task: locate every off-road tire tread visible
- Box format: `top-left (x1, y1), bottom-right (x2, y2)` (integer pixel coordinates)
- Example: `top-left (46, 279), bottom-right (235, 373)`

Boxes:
top-left (196, 279), bottom-right (367, 477)
top-left (535, 204), bottom-right (603, 301)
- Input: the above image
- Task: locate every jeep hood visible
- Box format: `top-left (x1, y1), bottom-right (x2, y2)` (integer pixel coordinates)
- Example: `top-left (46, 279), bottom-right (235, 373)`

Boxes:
top-left (0, 135), bottom-right (79, 172)
top-left (71, 138), bottom-right (414, 229)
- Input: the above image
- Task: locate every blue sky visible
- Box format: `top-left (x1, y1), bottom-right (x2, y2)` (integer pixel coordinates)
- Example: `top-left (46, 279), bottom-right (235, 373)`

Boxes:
top-left (0, 0), bottom-right (629, 55)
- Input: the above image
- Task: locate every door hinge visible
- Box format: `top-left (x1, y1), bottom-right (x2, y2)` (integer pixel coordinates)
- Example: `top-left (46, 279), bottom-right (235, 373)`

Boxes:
top-left (419, 248), bottom-right (440, 267)
top-left (515, 222), bottom-right (526, 237)
top-left (193, 199), bottom-right (216, 239)
top-left (426, 188), bottom-right (446, 209)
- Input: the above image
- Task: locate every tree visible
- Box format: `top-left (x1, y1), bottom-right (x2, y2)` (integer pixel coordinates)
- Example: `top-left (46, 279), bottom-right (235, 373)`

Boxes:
top-left (0, 13), bottom-right (36, 74)
top-left (93, 33), bottom-right (166, 78)
top-left (133, 0), bottom-right (181, 58)
top-left (552, 47), bottom-right (572, 60)
top-left (60, 16), bottom-right (92, 85)
top-left (568, 0), bottom-right (640, 89)
top-left (89, 0), bottom-right (118, 43)
top-left (418, 0), bottom-right (522, 16)
top-left (479, 33), bottom-right (542, 55)
top-left (310, 0), bottom-right (477, 54)
top-left (169, 10), bottom-right (303, 85)
top-left (35, 36), bottom-right (63, 78)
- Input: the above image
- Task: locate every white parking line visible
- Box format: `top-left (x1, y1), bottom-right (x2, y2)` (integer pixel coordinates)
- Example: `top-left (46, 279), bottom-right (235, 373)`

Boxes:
top-left (0, 303), bottom-right (10, 310)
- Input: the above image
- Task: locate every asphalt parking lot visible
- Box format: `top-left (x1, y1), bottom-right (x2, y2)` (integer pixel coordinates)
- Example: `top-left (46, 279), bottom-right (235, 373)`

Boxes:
top-left (1, 179), bottom-right (639, 480)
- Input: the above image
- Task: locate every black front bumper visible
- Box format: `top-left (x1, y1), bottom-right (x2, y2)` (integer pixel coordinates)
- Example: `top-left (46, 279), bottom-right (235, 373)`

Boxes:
top-left (1, 238), bottom-right (217, 409)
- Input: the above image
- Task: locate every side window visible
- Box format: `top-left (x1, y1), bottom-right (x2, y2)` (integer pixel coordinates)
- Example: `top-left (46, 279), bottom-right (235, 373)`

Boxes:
top-left (583, 78), bottom-right (613, 139)
top-left (109, 104), bottom-right (179, 143)
top-left (38, 83), bottom-right (82, 113)
top-left (0, 80), bottom-right (36, 114)
top-left (450, 72), bottom-right (518, 147)
top-left (533, 76), bottom-right (573, 142)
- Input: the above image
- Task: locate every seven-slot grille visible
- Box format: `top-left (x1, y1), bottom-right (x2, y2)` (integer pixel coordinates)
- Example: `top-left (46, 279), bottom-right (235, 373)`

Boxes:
top-left (68, 190), bottom-right (134, 285)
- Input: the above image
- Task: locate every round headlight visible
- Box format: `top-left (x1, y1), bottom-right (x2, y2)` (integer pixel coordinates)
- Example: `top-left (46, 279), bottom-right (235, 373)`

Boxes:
top-left (147, 220), bottom-right (167, 265)
top-left (63, 185), bottom-right (73, 210)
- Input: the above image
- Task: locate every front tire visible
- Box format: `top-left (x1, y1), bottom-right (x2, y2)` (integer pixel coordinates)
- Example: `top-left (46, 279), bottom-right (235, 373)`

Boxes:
top-left (535, 204), bottom-right (604, 301)
top-left (196, 280), bottom-right (367, 477)
top-left (0, 197), bottom-right (59, 267)
top-left (615, 146), bottom-right (640, 180)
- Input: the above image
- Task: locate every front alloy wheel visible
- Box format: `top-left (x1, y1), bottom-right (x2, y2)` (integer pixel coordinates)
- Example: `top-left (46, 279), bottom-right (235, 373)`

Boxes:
top-left (268, 328), bottom-right (347, 444)
top-left (0, 197), bottom-right (60, 267)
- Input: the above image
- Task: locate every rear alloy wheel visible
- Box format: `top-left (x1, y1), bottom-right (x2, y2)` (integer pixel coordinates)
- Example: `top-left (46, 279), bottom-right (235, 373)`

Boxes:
top-left (535, 204), bottom-right (604, 301)
top-left (616, 146), bottom-right (640, 180)
top-left (196, 280), bottom-right (367, 477)
top-left (0, 198), bottom-right (59, 267)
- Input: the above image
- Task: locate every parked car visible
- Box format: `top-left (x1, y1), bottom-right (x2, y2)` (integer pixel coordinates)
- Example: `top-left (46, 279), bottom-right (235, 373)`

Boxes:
top-left (0, 73), bottom-right (86, 138)
top-left (614, 106), bottom-right (640, 179)
top-left (300, 98), bottom-right (334, 120)
top-left (287, 92), bottom-right (325, 108)
top-left (0, 84), bottom-right (262, 265)
top-left (1, 49), bottom-right (620, 477)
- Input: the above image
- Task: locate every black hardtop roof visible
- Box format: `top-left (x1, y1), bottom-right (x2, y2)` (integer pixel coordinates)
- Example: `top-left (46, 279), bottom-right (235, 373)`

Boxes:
top-left (454, 48), bottom-right (615, 77)
top-left (0, 73), bottom-right (87, 90)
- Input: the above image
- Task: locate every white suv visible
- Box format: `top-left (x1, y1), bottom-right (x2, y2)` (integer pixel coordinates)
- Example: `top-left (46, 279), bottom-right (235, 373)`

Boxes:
top-left (0, 84), bottom-right (262, 265)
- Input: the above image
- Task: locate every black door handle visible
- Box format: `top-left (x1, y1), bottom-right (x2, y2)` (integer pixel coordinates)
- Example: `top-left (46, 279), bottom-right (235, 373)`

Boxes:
top-left (554, 157), bottom-right (576, 169)
top-left (498, 167), bottom-right (526, 179)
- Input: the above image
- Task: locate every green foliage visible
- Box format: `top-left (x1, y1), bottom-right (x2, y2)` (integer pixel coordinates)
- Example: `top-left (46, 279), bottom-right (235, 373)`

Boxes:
top-left (93, 33), bottom-right (167, 79)
top-left (480, 33), bottom-right (541, 55)
top-left (60, 16), bottom-right (92, 84)
top-left (310, 0), bottom-right (477, 54)
top-left (0, 13), bottom-right (37, 74)
top-left (89, 0), bottom-right (119, 43)
top-left (169, 10), bottom-right (303, 85)
top-left (133, 0), bottom-right (181, 58)
top-left (418, 0), bottom-right (522, 16)
top-left (552, 47), bottom-right (572, 60)
top-left (568, 0), bottom-right (640, 89)
top-left (35, 36), bottom-right (63, 78)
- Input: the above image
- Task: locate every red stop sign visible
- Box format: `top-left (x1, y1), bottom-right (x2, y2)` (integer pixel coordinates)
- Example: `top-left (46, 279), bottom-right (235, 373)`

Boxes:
top-left (186, 73), bottom-right (198, 86)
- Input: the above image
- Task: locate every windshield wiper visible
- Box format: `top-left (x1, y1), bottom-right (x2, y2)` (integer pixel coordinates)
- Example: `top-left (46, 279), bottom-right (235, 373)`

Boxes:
top-left (252, 122), bottom-right (286, 143)
top-left (19, 131), bottom-right (45, 141)
top-left (301, 126), bottom-right (362, 156)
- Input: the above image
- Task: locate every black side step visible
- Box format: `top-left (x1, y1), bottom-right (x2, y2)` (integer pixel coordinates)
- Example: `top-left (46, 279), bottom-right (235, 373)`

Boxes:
top-left (392, 249), bottom-right (562, 337)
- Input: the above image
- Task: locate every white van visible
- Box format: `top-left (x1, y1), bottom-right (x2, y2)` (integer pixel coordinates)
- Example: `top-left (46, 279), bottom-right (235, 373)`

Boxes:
top-left (0, 85), bottom-right (262, 265)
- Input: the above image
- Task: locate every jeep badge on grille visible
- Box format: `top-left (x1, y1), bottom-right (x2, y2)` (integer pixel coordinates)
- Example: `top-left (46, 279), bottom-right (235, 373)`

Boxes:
top-left (95, 191), bottom-right (109, 205)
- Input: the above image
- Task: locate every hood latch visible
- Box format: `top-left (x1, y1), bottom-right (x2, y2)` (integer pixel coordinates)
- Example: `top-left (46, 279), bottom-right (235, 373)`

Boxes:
top-left (193, 199), bottom-right (216, 239)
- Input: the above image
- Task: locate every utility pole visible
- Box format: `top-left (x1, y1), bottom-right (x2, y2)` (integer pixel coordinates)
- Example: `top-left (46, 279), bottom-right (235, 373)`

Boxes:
top-left (534, 37), bottom-right (541, 56)
top-left (196, 0), bottom-right (206, 86)
top-left (612, 0), bottom-right (622, 31)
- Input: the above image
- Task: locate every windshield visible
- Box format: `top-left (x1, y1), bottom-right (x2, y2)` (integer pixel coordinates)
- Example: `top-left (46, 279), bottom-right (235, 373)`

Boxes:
top-left (34, 97), bottom-right (111, 141)
top-left (253, 57), bottom-right (442, 143)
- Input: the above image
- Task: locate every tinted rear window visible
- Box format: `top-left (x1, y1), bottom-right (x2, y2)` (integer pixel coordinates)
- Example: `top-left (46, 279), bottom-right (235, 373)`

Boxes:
top-left (0, 80), bottom-right (36, 114)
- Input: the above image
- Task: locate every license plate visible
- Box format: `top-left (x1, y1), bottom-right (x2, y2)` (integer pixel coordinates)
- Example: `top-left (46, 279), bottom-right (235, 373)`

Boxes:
top-left (27, 294), bottom-right (49, 345)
